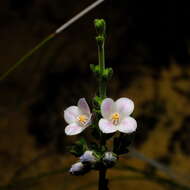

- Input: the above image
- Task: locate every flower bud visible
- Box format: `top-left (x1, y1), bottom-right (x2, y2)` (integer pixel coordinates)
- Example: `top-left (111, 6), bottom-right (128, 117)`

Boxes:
top-left (94, 19), bottom-right (106, 36)
top-left (69, 162), bottom-right (89, 175)
top-left (80, 150), bottom-right (98, 164)
top-left (103, 152), bottom-right (117, 168)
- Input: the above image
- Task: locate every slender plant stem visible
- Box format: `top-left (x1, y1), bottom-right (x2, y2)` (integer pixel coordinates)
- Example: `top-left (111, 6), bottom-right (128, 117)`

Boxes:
top-left (98, 169), bottom-right (108, 190)
top-left (0, 33), bottom-right (55, 81)
top-left (98, 42), bottom-right (106, 98)
top-left (0, 0), bottom-right (104, 81)
top-left (56, 0), bottom-right (104, 34)
top-left (96, 24), bottom-right (108, 190)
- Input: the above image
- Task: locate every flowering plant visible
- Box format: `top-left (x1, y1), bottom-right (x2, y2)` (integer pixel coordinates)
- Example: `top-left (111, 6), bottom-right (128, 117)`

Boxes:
top-left (63, 19), bottom-right (137, 190)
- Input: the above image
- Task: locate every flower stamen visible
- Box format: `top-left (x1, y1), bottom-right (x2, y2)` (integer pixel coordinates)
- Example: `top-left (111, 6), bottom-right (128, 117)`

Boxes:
top-left (111, 112), bottom-right (120, 125)
top-left (77, 115), bottom-right (88, 125)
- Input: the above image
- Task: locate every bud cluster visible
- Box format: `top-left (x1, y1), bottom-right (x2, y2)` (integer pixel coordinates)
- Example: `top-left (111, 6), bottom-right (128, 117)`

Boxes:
top-left (69, 150), bottom-right (118, 176)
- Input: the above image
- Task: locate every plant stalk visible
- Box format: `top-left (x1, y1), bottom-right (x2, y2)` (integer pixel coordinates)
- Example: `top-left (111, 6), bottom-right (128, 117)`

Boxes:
top-left (96, 24), bottom-right (108, 190)
top-left (98, 42), bottom-right (106, 98)
top-left (98, 168), bottom-right (108, 190)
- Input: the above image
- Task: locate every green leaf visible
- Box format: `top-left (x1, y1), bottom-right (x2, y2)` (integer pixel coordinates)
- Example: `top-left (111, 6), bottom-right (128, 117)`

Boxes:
top-left (128, 148), bottom-right (190, 184)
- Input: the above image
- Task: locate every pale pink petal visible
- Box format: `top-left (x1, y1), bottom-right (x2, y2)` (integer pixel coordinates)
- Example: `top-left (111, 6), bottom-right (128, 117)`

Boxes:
top-left (84, 114), bottom-right (92, 127)
top-left (77, 98), bottom-right (91, 115)
top-left (64, 106), bottom-right (81, 124)
top-left (101, 98), bottom-right (115, 119)
top-left (65, 123), bottom-right (85, 135)
top-left (118, 117), bottom-right (137, 133)
top-left (99, 119), bottom-right (117, 133)
top-left (115, 98), bottom-right (134, 117)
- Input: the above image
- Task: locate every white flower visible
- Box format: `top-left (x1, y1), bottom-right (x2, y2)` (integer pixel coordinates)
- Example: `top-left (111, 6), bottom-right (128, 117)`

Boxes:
top-left (99, 98), bottom-right (137, 134)
top-left (69, 162), bottom-right (85, 175)
top-left (63, 98), bottom-right (92, 135)
top-left (80, 150), bottom-right (97, 163)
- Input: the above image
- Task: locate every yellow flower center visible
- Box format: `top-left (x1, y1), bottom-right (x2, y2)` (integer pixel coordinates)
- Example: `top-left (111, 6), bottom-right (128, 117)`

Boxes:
top-left (111, 112), bottom-right (120, 125)
top-left (77, 115), bottom-right (88, 125)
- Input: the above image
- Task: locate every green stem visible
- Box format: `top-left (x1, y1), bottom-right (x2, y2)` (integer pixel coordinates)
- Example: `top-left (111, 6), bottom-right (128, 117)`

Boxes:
top-left (98, 169), bottom-right (108, 190)
top-left (96, 33), bottom-right (108, 190)
top-left (97, 40), bottom-right (106, 99)
top-left (98, 42), bottom-right (105, 75)
top-left (0, 33), bottom-right (55, 81)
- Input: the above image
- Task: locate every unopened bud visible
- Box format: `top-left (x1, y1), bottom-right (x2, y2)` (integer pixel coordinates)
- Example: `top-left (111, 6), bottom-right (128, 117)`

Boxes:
top-left (103, 152), bottom-right (117, 168)
top-left (94, 19), bottom-right (106, 36)
top-left (80, 150), bottom-right (98, 164)
top-left (69, 162), bottom-right (89, 175)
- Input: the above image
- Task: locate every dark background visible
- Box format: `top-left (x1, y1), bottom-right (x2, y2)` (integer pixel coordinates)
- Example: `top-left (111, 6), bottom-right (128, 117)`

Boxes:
top-left (0, 0), bottom-right (190, 189)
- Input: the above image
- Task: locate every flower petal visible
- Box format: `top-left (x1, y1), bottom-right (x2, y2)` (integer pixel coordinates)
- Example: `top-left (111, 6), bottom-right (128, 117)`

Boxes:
top-left (118, 117), bottom-right (137, 133)
top-left (64, 106), bottom-right (81, 124)
top-left (99, 119), bottom-right (117, 133)
top-left (77, 98), bottom-right (91, 115)
top-left (101, 98), bottom-right (115, 119)
top-left (115, 97), bottom-right (134, 117)
top-left (83, 114), bottom-right (92, 127)
top-left (65, 123), bottom-right (85, 135)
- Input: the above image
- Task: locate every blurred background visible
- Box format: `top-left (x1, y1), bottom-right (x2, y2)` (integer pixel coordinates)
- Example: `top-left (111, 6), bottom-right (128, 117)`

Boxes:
top-left (0, 0), bottom-right (190, 189)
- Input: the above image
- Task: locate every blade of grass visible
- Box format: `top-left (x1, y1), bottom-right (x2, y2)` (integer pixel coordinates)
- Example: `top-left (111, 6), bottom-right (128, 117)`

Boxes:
top-left (0, 0), bottom-right (104, 81)
top-left (115, 165), bottom-right (190, 190)
top-left (128, 148), bottom-right (178, 179)
top-left (55, 0), bottom-right (104, 34)
top-left (0, 33), bottom-right (55, 81)
top-left (128, 148), bottom-right (190, 187)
